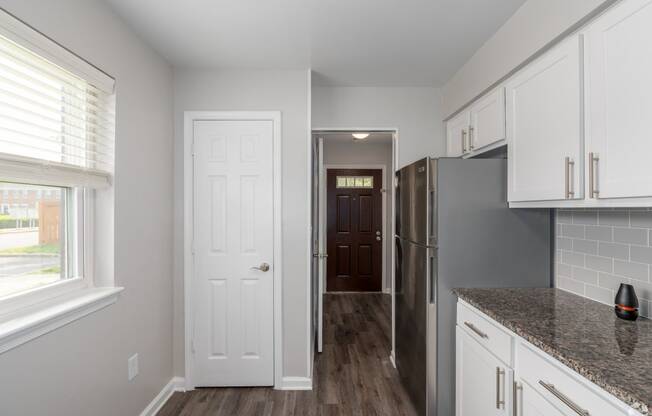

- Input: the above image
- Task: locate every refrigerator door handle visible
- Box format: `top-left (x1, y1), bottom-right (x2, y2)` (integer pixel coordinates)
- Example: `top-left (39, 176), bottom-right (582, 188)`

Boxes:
top-left (429, 249), bottom-right (437, 304)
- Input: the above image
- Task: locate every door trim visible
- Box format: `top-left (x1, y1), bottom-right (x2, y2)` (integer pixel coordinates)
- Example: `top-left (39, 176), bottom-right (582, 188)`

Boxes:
top-left (183, 111), bottom-right (283, 390)
top-left (324, 164), bottom-right (387, 293)
top-left (312, 128), bottom-right (399, 366)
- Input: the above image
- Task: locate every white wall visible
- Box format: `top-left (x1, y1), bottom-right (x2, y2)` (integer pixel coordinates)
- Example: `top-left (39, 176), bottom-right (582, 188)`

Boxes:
top-left (323, 140), bottom-right (393, 292)
top-left (442, 0), bottom-right (616, 117)
top-left (312, 87), bottom-right (444, 168)
top-left (0, 1), bottom-right (174, 415)
top-left (173, 69), bottom-right (311, 380)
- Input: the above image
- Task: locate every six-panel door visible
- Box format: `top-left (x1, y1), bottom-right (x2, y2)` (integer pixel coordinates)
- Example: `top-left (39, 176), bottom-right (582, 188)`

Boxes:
top-left (506, 34), bottom-right (584, 203)
top-left (192, 120), bottom-right (275, 387)
top-left (584, 0), bottom-right (652, 200)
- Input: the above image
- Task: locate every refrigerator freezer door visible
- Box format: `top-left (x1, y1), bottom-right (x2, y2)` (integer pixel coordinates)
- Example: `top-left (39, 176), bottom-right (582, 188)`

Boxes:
top-left (395, 238), bottom-right (428, 416)
top-left (397, 158), bottom-right (429, 245)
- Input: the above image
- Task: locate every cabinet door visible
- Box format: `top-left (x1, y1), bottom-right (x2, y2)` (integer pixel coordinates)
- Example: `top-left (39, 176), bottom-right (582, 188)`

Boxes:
top-left (506, 34), bottom-right (583, 202)
top-left (456, 327), bottom-right (511, 416)
top-left (585, 0), bottom-right (652, 199)
top-left (516, 380), bottom-right (565, 416)
top-left (470, 87), bottom-right (506, 151)
top-left (447, 111), bottom-right (470, 157)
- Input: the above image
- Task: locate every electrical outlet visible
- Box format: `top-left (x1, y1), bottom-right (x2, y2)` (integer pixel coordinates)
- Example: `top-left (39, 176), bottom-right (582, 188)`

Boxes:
top-left (128, 353), bottom-right (139, 381)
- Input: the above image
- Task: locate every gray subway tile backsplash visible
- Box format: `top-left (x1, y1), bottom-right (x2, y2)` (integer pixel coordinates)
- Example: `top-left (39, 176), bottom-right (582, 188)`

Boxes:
top-left (631, 245), bottom-right (652, 265)
top-left (585, 225), bottom-right (613, 242)
top-left (613, 259), bottom-right (649, 282)
top-left (561, 224), bottom-right (585, 239)
top-left (598, 210), bottom-right (630, 226)
top-left (613, 227), bottom-right (648, 245)
top-left (572, 239), bottom-right (598, 255)
top-left (631, 211), bottom-right (652, 228)
top-left (572, 211), bottom-right (598, 225)
top-left (555, 209), bottom-right (652, 318)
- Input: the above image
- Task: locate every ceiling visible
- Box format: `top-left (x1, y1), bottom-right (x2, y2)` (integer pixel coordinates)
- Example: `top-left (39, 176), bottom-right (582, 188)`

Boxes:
top-left (318, 132), bottom-right (393, 145)
top-left (103, 0), bottom-right (525, 87)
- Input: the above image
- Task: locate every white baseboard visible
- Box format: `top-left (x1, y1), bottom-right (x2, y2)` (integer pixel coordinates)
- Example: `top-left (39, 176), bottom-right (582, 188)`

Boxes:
top-left (276, 376), bottom-right (313, 390)
top-left (140, 377), bottom-right (186, 416)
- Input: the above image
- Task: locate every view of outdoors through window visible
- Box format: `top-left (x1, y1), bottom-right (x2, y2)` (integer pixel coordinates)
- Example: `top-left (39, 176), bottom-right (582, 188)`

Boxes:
top-left (0, 182), bottom-right (64, 299)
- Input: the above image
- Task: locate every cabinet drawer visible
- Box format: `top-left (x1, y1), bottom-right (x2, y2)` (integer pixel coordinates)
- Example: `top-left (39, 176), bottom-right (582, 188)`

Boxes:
top-left (517, 343), bottom-right (629, 416)
top-left (457, 302), bottom-right (513, 366)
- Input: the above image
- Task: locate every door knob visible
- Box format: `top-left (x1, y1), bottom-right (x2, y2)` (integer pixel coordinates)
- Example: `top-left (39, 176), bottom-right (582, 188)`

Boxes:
top-left (251, 263), bottom-right (270, 272)
top-left (376, 231), bottom-right (381, 236)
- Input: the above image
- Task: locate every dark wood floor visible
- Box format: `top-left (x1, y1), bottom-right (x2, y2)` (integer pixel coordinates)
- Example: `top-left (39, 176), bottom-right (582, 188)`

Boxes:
top-left (159, 293), bottom-right (417, 416)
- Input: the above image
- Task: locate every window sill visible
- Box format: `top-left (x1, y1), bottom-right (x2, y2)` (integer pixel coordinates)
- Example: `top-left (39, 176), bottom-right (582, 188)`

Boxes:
top-left (0, 286), bottom-right (123, 354)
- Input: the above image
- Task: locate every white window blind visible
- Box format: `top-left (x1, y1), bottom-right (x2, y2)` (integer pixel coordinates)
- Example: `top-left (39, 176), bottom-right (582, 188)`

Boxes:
top-left (0, 10), bottom-right (115, 188)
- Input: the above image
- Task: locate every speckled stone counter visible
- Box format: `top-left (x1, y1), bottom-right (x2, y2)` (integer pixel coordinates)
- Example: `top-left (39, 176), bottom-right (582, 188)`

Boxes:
top-left (453, 288), bottom-right (652, 415)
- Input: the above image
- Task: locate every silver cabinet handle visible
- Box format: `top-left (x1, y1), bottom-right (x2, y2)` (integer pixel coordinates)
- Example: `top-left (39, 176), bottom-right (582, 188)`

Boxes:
top-left (461, 129), bottom-right (467, 153)
top-left (589, 152), bottom-right (599, 198)
top-left (565, 157), bottom-right (575, 199)
top-left (251, 263), bottom-right (270, 272)
top-left (538, 380), bottom-right (589, 416)
top-left (513, 382), bottom-right (522, 416)
top-left (463, 321), bottom-right (488, 339)
top-left (469, 126), bottom-right (475, 150)
top-left (496, 367), bottom-right (505, 409)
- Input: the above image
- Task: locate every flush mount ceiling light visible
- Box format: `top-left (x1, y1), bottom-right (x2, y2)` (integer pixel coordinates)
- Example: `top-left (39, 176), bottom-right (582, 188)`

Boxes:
top-left (352, 133), bottom-right (370, 140)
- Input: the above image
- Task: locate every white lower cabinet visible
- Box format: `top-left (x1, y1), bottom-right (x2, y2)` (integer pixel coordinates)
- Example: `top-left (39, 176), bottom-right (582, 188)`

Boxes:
top-left (516, 379), bottom-right (565, 416)
top-left (456, 301), bottom-right (641, 416)
top-left (456, 326), bottom-right (511, 416)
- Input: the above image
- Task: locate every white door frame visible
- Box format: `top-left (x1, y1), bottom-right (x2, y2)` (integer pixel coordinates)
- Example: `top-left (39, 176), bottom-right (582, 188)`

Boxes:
top-left (184, 111), bottom-right (283, 390)
top-left (311, 128), bottom-right (399, 365)
top-left (323, 163), bottom-right (388, 293)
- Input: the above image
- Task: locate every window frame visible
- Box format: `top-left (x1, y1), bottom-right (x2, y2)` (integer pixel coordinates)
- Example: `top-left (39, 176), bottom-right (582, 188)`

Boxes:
top-left (0, 9), bottom-right (121, 353)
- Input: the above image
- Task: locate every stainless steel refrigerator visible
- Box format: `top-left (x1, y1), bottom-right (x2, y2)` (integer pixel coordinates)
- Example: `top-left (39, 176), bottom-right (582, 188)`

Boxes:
top-left (394, 158), bottom-right (551, 416)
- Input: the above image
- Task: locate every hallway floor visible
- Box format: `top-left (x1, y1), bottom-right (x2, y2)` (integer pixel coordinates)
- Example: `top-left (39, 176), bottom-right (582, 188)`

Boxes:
top-left (159, 293), bottom-right (417, 415)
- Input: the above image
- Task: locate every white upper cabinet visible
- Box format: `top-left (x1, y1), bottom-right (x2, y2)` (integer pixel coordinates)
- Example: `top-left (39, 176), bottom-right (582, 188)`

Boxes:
top-left (446, 110), bottom-right (470, 157)
top-left (470, 87), bottom-right (506, 152)
top-left (506, 34), bottom-right (584, 203)
top-left (584, 0), bottom-right (652, 200)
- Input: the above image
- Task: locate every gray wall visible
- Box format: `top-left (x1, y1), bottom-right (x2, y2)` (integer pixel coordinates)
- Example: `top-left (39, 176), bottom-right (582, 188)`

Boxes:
top-left (312, 86), bottom-right (445, 167)
top-left (0, 1), bottom-right (175, 415)
top-left (442, 0), bottom-right (615, 118)
top-left (323, 140), bottom-right (393, 292)
top-left (556, 209), bottom-right (652, 318)
top-left (173, 69), bottom-right (311, 379)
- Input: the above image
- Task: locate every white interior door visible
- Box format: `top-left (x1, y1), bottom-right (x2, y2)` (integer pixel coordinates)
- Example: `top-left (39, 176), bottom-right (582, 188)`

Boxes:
top-left (193, 119), bottom-right (275, 387)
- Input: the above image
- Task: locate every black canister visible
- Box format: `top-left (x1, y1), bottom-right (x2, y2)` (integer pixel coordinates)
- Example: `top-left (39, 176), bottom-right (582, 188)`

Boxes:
top-left (615, 283), bottom-right (639, 321)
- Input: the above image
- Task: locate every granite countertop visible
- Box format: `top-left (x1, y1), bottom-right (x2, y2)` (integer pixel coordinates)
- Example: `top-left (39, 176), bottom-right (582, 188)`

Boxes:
top-left (453, 288), bottom-right (652, 415)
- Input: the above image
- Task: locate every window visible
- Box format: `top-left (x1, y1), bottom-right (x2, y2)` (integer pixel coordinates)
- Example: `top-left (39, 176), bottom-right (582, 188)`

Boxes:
top-left (0, 183), bottom-right (83, 299)
top-left (336, 175), bottom-right (374, 188)
top-left (0, 8), bottom-right (116, 321)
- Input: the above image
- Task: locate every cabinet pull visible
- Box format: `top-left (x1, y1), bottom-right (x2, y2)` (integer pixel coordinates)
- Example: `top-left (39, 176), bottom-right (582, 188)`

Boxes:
top-left (461, 129), bottom-right (467, 153)
top-left (496, 367), bottom-right (505, 409)
top-left (513, 382), bottom-right (522, 416)
top-left (469, 126), bottom-right (475, 150)
top-left (565, 157), bottom-right (575, 199)
top-left (463, 321), bottom-right (488, 339)
top-left (589, 152), bottom-right (599, 198)
top-left (538, 380), bottom-right (590, 416)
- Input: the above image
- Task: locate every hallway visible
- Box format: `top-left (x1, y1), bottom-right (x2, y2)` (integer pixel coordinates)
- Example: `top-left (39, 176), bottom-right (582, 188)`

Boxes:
top-left (159, 293), bottom-right (417, 415)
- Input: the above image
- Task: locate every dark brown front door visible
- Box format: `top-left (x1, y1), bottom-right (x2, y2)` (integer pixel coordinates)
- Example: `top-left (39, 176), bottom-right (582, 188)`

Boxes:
top-left (327, 169), bottom-right (383, 292)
